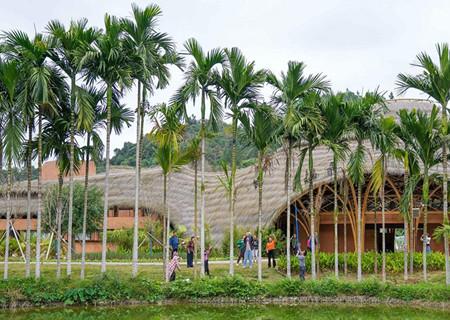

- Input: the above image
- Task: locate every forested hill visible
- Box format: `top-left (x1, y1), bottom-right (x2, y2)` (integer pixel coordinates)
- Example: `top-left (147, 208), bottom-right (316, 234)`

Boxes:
top-left (101, 117), bottom-right (258, 172)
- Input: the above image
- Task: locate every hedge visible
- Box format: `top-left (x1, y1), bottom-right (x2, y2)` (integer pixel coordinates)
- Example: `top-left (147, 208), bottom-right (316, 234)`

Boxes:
top-left (277, 251), bottom-right (445, 273)
top-left (0, 274), bottom-right (449, 307)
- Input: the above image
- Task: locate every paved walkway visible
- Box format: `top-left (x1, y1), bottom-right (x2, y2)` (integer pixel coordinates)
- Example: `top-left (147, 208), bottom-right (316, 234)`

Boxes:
top-left (5, 259), bottom-right (267, 266)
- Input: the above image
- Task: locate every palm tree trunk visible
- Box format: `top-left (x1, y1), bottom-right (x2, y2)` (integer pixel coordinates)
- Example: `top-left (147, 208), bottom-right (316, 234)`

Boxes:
top-left (25, 119), bottom-right (33, 277)
top-left (343, 178), bottom-right (348, 276)
top-left (165, 174), bottom-right (171, 282)
top-left (357, 181), bottom-right (363, 282)
top-left (381, 158), bottom-right (386, 282)
top-left (409, 201), bottom-right (414, 275)
top-left (162, 174), bottom-right (167, 277)
top-left (66, 75), bottom-right (76, 277)
top-left (230, 112), bottom-right (238, 276)
top-left (423, 168), bottom-right (429, 281)
top-left (309, 146), bottom-right (316, 280)
top-left (257, 151), bottom-right (263, 281)
top-left (403, 168), bottom-right (409, 281)
top-left (374, 196), bottom-right (378, 274)
top-left (333, 156), bottom-right (339, 278)
top-left (3, 160), bottom-right (12, 280)
top-left (193, 159), bottom-right (198, 279)
top-left (132, 81), bottom-right (142, 278)
top-left (200, 91), bottom-right (207, 277)
top-left (441, 102), bottom-right (450, 286)
top-left (101, 84), bottom-right (113, 274)
top-left (35, 109), bottom-right (42, 278)
top-left (56, 173), bottom-right (63, 279)
top-left (80, 133), bottom-right (91, 280)
top-left (286, 140), bottom-right (292, 279)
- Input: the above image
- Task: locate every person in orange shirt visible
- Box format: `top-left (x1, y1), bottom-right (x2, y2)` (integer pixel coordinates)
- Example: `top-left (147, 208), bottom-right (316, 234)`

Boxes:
top-left (266, 236), bottom-right (276, 268)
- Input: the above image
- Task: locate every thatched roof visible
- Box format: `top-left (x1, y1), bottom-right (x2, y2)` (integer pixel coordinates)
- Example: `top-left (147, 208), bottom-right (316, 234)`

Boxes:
top-left (0, 99), bottom-right (443, 243)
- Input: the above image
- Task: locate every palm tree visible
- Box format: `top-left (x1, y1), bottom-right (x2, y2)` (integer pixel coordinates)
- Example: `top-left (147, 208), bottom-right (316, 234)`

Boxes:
top-left (46, 18), bottom-right (99, 276)
top-left (241, 103), bottom-right (279, 281)
top-left (397, 43), bottom-right (450, 285)
top-left (319, 93), bottom-right (350, 278)
top-left (121, 3), bottom-right (179, 277)
top-left (80, 14), bottom-right (133, 273)
top-left (0, 59), bottom-right (24, 280)
top-left (371, 116), bottom-right (398, 282)
top-left (174, 39), bottom-right (224, 276)
top-left (346, 91), bottom-right (385, 282)
top-left (397, 106), bottom-right (442, 281)
top-left (2, 30), bottom-right (61, 278)
top-left (267, 61), bottom-right (329, 278)
top-left (77, 86), bottom-right (133, 279)
top-left (149, 103), bottom-right (189, 281)
top-left (216, 48), bottom-right (265, 275)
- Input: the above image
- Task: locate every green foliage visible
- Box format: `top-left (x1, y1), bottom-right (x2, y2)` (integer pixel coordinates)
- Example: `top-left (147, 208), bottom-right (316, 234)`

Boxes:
top-left (277, 251), bottom-right (446, 274)
top-left (1, 275), bottom-right (450, 307)
top-left (43, 182), bottom-right (103, 235)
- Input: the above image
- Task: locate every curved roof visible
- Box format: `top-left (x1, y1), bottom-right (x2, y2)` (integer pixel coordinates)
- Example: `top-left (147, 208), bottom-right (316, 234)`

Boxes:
top-left (1, 99), bottom-right (443, 243)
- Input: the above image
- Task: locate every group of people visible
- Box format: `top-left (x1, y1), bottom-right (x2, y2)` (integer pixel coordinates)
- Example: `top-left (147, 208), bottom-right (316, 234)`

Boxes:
top-left (236, 232), bottom-right (278, 269)
top-left (167, 231), bottom-right (212, 281)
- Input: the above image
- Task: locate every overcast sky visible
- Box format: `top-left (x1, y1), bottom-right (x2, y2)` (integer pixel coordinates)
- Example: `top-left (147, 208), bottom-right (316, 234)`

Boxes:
top-left (2, 0), bottom-right (450, 154)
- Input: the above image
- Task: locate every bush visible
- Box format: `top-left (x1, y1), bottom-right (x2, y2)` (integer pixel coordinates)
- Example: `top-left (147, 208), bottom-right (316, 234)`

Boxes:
top-left (277, 251), bottom-right (446, 274)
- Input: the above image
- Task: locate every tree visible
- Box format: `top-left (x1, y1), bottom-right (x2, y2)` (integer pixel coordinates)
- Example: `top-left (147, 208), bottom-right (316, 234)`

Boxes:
top-left (216, 47), bottom-right (265, 275)
top-left (267, 61), bottom-right (329, 278)
top-left (46, 18), bottom-right (99, 276)
top-left (319, 93), bottom-right (350, 278)
top-left (149, 103), bottom-right (189, 281)
top-left (174, 38), bottom-right (224, 276)
top-left (0, 59), bottom-right (24, 280)
top-left (241, 103), bottom-right (279, 281)
top-left (371, 116), bottom-right (398, 282)
top-left (346, 90), bottom-right (385, 282)
top-left (397, 106), bottom-right (442, 281)
top-left (2, 30), bottom-right (61, 278)
top-left (80, 14), bottom-right (133, 273)
top-left (397, 43), bottom-right (450, 285)
top-left (121, 3), bottom-right (179, 277)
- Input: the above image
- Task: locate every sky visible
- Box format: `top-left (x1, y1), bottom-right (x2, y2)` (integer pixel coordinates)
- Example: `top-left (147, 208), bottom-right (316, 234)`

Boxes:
top-left (2, 0), bottom-right (450, 154)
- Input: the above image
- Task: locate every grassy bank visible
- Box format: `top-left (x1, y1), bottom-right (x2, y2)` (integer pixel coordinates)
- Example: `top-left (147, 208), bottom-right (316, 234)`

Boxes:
top-left (1, 274), bottom-right (449, 308)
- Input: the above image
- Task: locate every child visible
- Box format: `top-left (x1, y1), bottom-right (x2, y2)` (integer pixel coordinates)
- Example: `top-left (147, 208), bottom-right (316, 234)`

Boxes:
top-left (204, 246), bottom-right (212, 276)
top-left (236, 235), bottom-right (245, 265)
top-left (166, 251), bottom-right (181, 282)
top-left (297, 250), bottom-right (306, 280)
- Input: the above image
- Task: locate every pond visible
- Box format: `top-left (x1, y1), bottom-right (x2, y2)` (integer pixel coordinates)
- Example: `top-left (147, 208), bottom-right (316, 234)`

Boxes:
top-left (2, 304), bottom-right (450, 320)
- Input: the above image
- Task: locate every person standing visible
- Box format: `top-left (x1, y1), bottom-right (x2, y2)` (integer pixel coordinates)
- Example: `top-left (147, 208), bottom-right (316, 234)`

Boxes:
top-left (421, 233), bottom-right (432, 254)
top-left (237, 235), bottom-right (245, 265)
top-left (252, 236), bottom-right (259, 263)
top-left (186, 236), bottom-right (195, 268)
top-left (291, 233), bottom-right (299, 255)
top-left (243, 232), bottom-right (254, 268)
top-left (266, 236), bottom-right (276, 268)
top-left (297, 250), bottom-right (306, 280)
top-left (166, 251), bottom-right (181, 281)
top-left (169, 231), bottom-right (179, 258)
top-left (204, 246), bottom-right (212, 276)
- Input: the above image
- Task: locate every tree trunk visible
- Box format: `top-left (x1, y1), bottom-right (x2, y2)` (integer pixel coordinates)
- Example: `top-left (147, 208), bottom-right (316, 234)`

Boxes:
top-left (200, 91), bottom-right (207, 277)
top-left (422, 168), bottom-right (429, 281)
top-left (25, 119), bottom-right (33, 277)
top-left (374, 196), bottom-right (378, 274)
top-left (101, 84), bottom-right (113, 274)
top-left (309, 146), bottom-right (316, 280)
top-left (230, 111), bottom-right (238, 276)
top-left (3, 160), bottom-right (12, 280)
top-left (403, 168), bottom-right (409, 281)
top-left (357, 181), bottom-right (363, 281)
top-left (286, 140), bottom-right (292, 278)
top-left (257, 151), bottom-right (263, 281)
top-left (381, 158), bottom-right (386, 282)
top-left (132, 81), bottom-right (142, 278)
top-left (333, 156), bottom-right (339, 278)
top-left (441, 102), bottom-right (450, 286)
top-left (162, 174), bottom-right (167, 277)
top-left (56, 173), bottom-right (63, 279)
top-left (193, 159), bottom-right (198, 279)
top-left (165, 174), bottom-right (171, 282)
top-left (80, 133), bottom-right (91, 279)
top-left (35, 109), bottom-right (42, 278)
top-left (66, 75), bottom-right (76, 277)
top-left (344, 178), bottom-right (348, 276)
